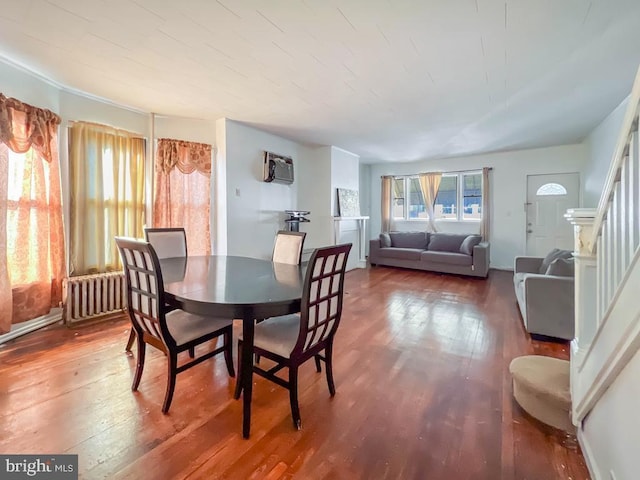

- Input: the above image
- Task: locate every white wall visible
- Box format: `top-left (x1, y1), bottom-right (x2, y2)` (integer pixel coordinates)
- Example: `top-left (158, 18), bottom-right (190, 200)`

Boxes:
top-left (296, 146), bottom-right (333, 249)
top-left (581, 348), bottom-right (640, 480)
top-left (221, 119), bottom-right (317, 259)
top-left (359, 164), bottom-right (372, 255)
top-left (330, 147), bottom-right (361, 270)
top-left (0, 60), bottom-right (59, 112)
top-left (583, 97), bottom-right (630, 207)
top-left (368, 144), bottom-right (588, 270)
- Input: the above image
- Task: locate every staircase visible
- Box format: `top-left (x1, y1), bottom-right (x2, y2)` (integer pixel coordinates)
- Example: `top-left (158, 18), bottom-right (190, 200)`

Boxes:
top-left (564, 66), bottom-right (640, 479)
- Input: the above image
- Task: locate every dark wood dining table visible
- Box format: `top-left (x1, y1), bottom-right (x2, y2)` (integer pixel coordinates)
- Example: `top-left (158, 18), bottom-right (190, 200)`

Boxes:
top-left (159, 255), bottom-right (304, 438)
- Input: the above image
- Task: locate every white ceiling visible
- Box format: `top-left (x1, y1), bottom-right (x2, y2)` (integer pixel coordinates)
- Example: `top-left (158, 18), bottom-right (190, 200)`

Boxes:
top-left (1, 0), bottom-right (640, 163)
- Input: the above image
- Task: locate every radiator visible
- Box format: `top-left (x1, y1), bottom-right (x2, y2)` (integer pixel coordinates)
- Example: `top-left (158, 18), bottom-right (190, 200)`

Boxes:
top-left (63, 272), bottom-right (127, 324)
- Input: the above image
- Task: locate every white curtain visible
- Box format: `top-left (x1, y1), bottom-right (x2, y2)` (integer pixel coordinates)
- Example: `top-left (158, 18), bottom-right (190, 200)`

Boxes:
top-left (480, 167), bottom-right (491, 241)
top-left (418, 172), bottom-right (442, 233)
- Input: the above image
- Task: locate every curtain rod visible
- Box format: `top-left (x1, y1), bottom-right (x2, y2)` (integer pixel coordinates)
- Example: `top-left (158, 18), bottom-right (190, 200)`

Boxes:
top-left (381, 167), bottom-right (492, 178)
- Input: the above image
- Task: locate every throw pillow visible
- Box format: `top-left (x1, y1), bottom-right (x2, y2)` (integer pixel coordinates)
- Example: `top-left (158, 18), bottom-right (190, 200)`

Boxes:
top-left (459, 235), bottom-right (482, 255)
top-left (379, 232), bottom-right (391, 248)
top-left (427, 233), bottom-right (466, 252)
top-left (546, 258), bottom-right (575, 277)
top-left (539, 248), bottom-right (573, 274)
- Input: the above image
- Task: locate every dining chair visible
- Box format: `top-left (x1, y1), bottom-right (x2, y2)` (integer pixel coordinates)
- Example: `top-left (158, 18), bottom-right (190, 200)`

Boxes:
top-left (125, 227), bottom-right (188, 352)
top-left (144, 227), bottom-right (188, 259)
top-left (116, 237), bottom-right (235, 413)
top-left (272, 230), bottom-right (307, 265)
top-left (234, 243), bottom-right (352, 429)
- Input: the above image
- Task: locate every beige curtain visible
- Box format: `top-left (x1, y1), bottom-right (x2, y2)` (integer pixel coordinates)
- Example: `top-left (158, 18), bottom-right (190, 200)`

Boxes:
top-left (69, 122), bottom-right (145, 275)
top-left (480, 167), bottom-right (491, 241)
top-left (381, 176), bottom-right (393, 233)
top-left (418, 172), bottom-right (442, 232)
top-left (0, 94), bottom-right (64, 334)
top-left (153, 138), bottom-right (212, 255)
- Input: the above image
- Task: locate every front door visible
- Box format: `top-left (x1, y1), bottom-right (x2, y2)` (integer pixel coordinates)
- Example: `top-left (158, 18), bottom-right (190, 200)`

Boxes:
top-left (526, 173), bottom-right (580, 257)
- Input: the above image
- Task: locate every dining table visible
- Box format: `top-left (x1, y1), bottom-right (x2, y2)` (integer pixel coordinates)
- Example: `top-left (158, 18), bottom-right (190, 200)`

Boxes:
top-left (159, 255), bottom-right (304, 438)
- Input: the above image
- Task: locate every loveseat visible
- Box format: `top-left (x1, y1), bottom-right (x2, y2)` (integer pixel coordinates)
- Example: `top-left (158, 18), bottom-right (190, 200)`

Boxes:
top-left (513, 249), bottom-right (575, 340)
top-left (369, 231), bottom-right (490, 278)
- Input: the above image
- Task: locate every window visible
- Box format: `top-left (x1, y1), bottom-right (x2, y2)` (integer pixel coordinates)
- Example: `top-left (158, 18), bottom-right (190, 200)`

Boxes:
top-left (408, 177), bottom-right (427, 219)
top-left (69, 122), bottom-right (146, 275)
top-left (462, 172), bottom-right (482, 220)
top-left (434, 175), bottom-right (458, 219)
top-left (392, 170), bottom-right (482, 222)
top-left (536, 183), bottom-right (567, 196)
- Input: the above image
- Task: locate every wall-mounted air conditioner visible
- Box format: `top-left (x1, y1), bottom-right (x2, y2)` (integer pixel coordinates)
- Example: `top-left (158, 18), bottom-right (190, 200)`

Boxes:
top-left (263, 151), bottom-right (294, 184)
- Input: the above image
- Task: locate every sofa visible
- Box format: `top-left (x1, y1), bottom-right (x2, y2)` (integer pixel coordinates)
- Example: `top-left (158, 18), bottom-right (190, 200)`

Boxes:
top-left (513, 249), bottom-right (575, 340)
top-left (369, 231), bottom-right (490, 278)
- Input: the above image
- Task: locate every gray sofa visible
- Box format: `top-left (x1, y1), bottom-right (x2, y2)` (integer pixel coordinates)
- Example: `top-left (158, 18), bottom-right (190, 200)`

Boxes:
top-left (513, 250), bottom-right (575, 340)
top-left (369, 231), bottom-right (490, 278)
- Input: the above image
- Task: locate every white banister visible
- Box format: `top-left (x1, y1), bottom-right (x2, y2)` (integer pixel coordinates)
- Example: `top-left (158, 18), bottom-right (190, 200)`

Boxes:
top-left (589, 65), bottom-right (640, 253)
top-left (568, 64), bottom-right (640, 426)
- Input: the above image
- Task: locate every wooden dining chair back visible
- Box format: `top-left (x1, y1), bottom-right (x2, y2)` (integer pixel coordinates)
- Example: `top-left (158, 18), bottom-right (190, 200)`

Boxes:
top-left (124, 227), bottom-right (188, 352)
top-left (272, 230), bottom-right (306, 265)
top-left (144, 227), bottom-right (187, 259)
top-left (235, 243), bottom-right (352, 429)
top-left (116, 237), bottom-right (234, 413)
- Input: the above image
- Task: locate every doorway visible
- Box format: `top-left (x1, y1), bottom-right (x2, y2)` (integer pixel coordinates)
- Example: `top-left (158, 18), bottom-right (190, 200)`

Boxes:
top-left (526, 173), bottom-right (580, 257)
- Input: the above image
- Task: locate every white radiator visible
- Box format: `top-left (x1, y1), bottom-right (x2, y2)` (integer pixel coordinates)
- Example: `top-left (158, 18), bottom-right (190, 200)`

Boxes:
top-left (63, 272), bottom-right (127, 324)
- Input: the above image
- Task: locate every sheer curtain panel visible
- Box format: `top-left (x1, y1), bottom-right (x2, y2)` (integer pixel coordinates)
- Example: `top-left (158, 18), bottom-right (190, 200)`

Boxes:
top-left (153, 138), bottom-right (212, 256)
top-left (0, 94), bottom-right (64, 334)
top-left (480, 167), bottom-right (491, 241)
top-left (381, 176), bottom-right (393, 233)
top-left (418, 172), bottom-right (442, 232)
top-left (69, 122), bottom-right (145, 275)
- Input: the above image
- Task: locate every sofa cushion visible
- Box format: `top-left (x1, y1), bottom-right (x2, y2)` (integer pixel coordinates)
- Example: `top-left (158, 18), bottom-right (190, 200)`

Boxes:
top-left (427, 233), bottom-right (467, 252)
top-left (389, 231), bottom-right (429, 249)
top-left (421, 251), bottom-right (473, 266)
top-left (379, 247), bottom-right (423, 261)
top-left (539, 248), bottom-right (573, 274)
top-left (379, 232), bottom-right (391, 247)
top-left (459, 235), bottom-right (482, 255)
top-left (546, 258), bottom-right (575, 277)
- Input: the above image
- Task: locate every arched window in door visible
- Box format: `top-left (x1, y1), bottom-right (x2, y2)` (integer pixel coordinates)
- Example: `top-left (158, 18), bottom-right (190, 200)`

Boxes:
top-left (536, 183), bottom-right (567, 196)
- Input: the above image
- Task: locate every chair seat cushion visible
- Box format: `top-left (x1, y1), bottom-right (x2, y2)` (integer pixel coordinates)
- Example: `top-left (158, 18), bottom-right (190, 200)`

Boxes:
top-left (166, 310), bottom-right (232, 346)
top-left (240, 314), bottom-right (301, 358)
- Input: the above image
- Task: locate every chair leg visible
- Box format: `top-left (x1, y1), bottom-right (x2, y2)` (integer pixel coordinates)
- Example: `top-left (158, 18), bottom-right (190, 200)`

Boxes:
top-left (125, 329), bottom-right (136, 352)
top-left (131, 336), bottom-right (146, 391)
top-left (223, 329), bottom-right (235, 377)
top-left (325, 343), bottom-right (336, 396)
top-left (188, 346), bottom-right (195, 358)
top-left (233, 341), bottom-right (243, 400)
top-left (162, 353), bottom-right (178, 414)
top-left (289, 365), bottom-right (301, 430)
top-left (314, 354), bottom-right (322, 373)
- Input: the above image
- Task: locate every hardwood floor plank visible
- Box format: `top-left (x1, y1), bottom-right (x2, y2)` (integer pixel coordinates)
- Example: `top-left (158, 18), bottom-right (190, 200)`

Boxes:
top-left (0, 268), bottom-right (589, 479)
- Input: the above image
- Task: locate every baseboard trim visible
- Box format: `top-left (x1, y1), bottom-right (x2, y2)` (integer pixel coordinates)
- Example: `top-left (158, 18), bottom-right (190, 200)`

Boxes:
top-left (578, 427), bottom-right (601, 480)
top-left (0, 309), bottom-right (62, 345)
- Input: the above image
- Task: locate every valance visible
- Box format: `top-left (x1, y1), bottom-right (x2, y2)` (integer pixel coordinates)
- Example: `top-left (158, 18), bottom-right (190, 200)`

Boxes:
top-left (0, 93), bottom-right (61, 162)
top-left (156, 138), bottom-right (212, 175)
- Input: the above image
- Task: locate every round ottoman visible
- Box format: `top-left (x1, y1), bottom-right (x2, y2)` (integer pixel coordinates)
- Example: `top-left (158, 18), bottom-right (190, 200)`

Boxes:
top-left (509, 355), bottom-right (574, 433)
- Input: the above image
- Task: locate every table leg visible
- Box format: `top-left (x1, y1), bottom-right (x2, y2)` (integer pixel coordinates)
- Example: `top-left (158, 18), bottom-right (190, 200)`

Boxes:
top-left (241, 313), bottom-right (255, 438)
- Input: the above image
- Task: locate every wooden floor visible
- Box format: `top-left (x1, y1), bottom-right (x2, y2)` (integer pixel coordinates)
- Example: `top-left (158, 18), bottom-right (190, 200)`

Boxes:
top-left (0, 268), bottom-right (589, 480)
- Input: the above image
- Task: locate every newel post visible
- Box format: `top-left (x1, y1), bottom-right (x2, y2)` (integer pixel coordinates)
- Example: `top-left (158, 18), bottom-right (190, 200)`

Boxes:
top-left (564, 208), bottom-right (597, 423)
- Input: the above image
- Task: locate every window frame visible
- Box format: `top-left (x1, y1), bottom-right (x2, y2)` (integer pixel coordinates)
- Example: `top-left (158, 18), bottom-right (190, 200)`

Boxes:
top-left (391, 170), bottom-right (482, 222)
